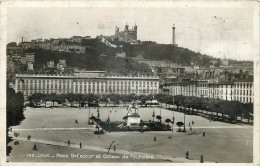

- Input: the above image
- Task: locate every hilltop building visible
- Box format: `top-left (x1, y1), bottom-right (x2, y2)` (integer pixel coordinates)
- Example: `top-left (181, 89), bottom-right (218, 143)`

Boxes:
top-left (114, 23), bottom-right (138, 43)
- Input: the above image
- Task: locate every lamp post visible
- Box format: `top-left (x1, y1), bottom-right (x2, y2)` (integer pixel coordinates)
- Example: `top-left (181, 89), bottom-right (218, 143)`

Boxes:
top-left (88, 106), bottom-right (90, 124)
top-left (172, 96), bottom-right (175, 132)
top-left (183, 98), bottom-right (186, 132)
top-left (152, 110), bottom-right (155, 122)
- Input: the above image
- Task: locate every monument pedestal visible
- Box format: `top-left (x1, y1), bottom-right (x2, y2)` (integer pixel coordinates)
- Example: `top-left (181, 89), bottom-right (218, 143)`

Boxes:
top-left (127, 113), bottom-right (140, 126)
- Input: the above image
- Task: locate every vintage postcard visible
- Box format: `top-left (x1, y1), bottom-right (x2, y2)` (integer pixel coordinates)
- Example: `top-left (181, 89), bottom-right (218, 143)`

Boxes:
top-left (0, 0), bottom-right (259, 166)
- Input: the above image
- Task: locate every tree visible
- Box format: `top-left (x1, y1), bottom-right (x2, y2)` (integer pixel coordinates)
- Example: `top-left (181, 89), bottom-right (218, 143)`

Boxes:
top-left (156, 115), bottom-right (162, 123)
top-left (165, 119), bottom-right (172, 125)
top-left (185, 96), bottom-right (194, 114)
top-left (174, 95), bottom-right (185, 111)
top-left (191, 97), bottom-right (202, 113)
top-left (244, 103), bottom-right (253, 123)
top-left (176, 121), bottom-right (184, 131)
top-left (6, 88), bottom-right (25, 156)
top-left (49, 93), bottom-right (57, 107)
top-left (123, 115), bottom-right (128, 121)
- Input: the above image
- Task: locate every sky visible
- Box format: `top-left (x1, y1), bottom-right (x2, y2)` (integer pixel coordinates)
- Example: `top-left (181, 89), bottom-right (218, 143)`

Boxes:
top-left (7, 5), bottom-right (258, 61)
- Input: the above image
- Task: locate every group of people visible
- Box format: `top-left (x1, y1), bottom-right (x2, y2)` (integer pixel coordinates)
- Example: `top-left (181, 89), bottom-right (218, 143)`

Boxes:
top-left (68, 140), bottom-right (84, 149)
top-left (186, 150), bottom-right (204, 163)
top-left (188, 120), bottom-right (195, 131)
top-left (14, 131), bottom-right (20, 137)
top-left (27, 135), bottom-right (31, 140)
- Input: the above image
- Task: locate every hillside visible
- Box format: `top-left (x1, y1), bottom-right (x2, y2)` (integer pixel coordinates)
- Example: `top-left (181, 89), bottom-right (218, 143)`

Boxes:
top-left (24, 48), bottom-right (153, 76)
top-left (21, 37), bottom-right (251, 76)
top-left (82, 38), bottom-right (221, 66)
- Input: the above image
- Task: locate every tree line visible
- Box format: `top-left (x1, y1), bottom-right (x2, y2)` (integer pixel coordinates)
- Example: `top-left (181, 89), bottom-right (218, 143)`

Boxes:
top-left (155, 94), bottom-right (253, 123)
top-left (7, 88), bottom-right (25, 155)
top-left (27, 93), bottom-right (253, 123)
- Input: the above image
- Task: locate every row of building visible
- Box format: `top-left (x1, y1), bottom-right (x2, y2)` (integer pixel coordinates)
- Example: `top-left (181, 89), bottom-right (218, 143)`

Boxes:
top-left (14, 71), bottom-right (160, 97)
top-left (8, 53), bottom-right (35, 70)
top-left (161, 77), bottom-right (254, 103)
top-left (13, 70), bottom-right (253, 103)
top-left (10, 36), bottom-right (92, 53)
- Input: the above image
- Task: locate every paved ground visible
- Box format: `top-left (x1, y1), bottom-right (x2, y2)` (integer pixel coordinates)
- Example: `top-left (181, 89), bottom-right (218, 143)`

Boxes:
top-left (7, 107), bottom-right (253, 163)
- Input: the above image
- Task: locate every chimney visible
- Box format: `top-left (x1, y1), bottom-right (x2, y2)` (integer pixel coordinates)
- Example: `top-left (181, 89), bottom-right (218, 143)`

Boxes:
top-left (239, 69), bottom-right (243, 79)
top-left (245, 71), bottom-right (249, 79)
top-left (224, 71), bottom-right (228, 82)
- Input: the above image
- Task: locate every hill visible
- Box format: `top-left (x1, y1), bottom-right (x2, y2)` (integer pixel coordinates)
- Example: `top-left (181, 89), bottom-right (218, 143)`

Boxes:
top-left (24, 48), bottom-right (153, 76)
top-left (82, 38), bottom-right (221, 67)
top-left (22, 37), bottom-right (251, 75)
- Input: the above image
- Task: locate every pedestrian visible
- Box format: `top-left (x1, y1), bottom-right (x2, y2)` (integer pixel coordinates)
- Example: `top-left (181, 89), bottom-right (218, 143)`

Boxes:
top-left (114, 145), bottom-right (116, 151)
top-left (33, 144), bottom-right (37, 151)
top-left (80, 142), bottom-right (82, 148)
top-left (186, 151), bottom-right (189, 159)
top-left (189, 123), bottom-right (190, 127)
top-left (68, 140), bottom-right (70, 146)
top-left (200, 155), bottom-right (204, 163)
top-left (203, 132), bottom-right (205, 136)
top-left (153, 136), bottom-right (157, 141)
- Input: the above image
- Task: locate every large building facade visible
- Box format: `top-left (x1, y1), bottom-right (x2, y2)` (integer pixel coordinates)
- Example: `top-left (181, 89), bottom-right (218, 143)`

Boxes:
top-left (233, 79), bottom-right (254, 103)
top-left (15, 71), bottom-right (159, 97)
top-left (162, 79), bottom-right (254, 103)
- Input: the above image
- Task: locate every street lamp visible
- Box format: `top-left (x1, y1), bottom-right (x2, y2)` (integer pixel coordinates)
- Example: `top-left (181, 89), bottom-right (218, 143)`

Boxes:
top-left (183, 98), bottom-right (186, 132)
top-left (172, 96), bottom-right (175, 132)
top-left (88, 106), bottom-right (90, 124)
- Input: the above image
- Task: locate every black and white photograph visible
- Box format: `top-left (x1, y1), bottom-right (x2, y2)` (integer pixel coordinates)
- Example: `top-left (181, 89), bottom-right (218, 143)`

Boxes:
top-left (1, 0), bottom-right (259, 165)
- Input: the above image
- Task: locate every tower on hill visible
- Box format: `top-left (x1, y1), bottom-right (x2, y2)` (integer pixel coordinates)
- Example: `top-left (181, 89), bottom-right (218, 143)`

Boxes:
top-left (114, 23), bottom-right (137, 43)
top-left (172, 24), bottom-right (176, 45)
